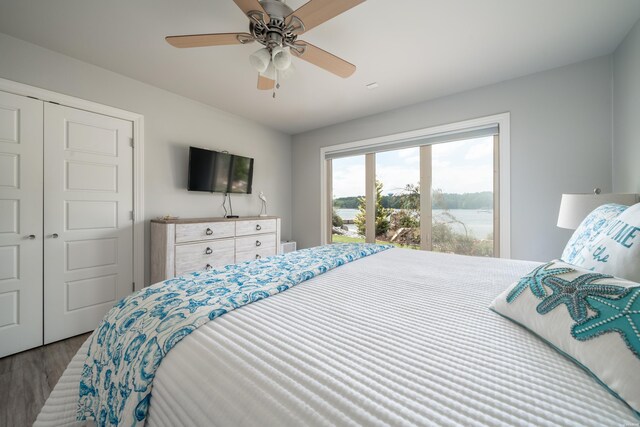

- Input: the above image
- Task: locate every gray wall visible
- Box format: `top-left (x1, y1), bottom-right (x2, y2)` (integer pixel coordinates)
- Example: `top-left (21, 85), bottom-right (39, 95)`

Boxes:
top-left (613, 19), bottom-right (640, 193)
top-left (292, 56), bottom-right (614, 262)
top-left (0, 33), bottom-right (292, 285)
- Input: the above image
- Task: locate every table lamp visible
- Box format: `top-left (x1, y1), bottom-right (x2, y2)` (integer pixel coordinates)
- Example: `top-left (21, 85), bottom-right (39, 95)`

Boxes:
top-left (557, 189), bottom-right (638, 229)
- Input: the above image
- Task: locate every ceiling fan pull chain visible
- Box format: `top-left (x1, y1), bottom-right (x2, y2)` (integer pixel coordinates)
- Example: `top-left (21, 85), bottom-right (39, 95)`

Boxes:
top-left (273, 68), bottom-right (279, 99)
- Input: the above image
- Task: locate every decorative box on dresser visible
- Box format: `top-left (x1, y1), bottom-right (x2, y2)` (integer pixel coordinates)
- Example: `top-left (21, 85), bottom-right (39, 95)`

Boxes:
top-left (151, 216), bottom-right (281, 283)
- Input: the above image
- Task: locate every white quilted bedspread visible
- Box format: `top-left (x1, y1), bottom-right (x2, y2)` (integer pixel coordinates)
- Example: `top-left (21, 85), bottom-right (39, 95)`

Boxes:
top-left (35, 249), bottom-right (638, 426)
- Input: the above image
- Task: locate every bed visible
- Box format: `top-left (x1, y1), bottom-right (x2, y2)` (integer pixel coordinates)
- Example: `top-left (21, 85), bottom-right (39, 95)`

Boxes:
top-left (35, 248), bottom-right (638, 426)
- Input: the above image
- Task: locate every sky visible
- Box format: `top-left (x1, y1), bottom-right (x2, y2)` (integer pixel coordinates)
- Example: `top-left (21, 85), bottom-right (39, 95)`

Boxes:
top-left (331, 136), bottom-right (494, 198)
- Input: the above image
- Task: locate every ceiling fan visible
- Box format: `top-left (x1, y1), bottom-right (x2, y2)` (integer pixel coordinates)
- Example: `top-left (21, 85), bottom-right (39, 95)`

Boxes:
top-left (166, 0), bottom-right (365, 94)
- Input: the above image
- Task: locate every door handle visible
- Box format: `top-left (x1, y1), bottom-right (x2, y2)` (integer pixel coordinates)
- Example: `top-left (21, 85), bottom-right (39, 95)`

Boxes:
top-left (27, 234), bottom-right (36, 240)
top-left (51, 233), bottom-right (59, 238)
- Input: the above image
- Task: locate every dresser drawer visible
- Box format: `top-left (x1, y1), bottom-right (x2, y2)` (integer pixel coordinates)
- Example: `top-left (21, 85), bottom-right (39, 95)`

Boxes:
top-left (235, 246), bottom-right (277, 263)
top-left (235, 233), bottom-right (276, 253)
top-left (175, 239), bottom-right (235, 276)
top-left (235, 219), bottom-right (277, 236)
top-left (175, 221), bottom-right (235, 243)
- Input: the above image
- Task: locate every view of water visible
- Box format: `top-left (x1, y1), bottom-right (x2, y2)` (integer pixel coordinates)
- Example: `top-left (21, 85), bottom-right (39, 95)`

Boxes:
top-left (335, 208), bottom-right (493, 239)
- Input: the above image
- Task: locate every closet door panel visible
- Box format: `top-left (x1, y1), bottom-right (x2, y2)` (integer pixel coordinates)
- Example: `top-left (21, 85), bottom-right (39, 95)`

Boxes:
top-left (0, 91), bottom-right (43, 358)
top-left (44, 103), bottom-right (134, 344)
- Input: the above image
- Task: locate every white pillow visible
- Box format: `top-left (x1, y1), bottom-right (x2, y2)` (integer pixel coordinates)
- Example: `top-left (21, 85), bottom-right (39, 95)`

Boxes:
top-left (561, 203), bottom-right (628, 265)
top-left (490, 260), bottom-right (640, 417)
top-left (570, 202), bottom-right (640, 282)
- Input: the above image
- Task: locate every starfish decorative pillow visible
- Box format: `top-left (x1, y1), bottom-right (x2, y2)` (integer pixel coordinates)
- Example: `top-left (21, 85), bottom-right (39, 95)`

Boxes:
top-left (490, 260), bottom-right (640, 416)
top-left (566, 202), bottom-right (640, 282)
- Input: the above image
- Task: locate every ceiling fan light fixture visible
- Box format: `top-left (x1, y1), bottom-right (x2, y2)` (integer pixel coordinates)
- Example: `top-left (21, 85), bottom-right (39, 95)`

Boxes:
top-left (249, 47), bottom-right (271, 73)
top-left (271, 46), bottom-right (292, 71)
top-left (279, 61), bottom-right (296, 80)
top-left (261, 61), bottom-right (277, 80)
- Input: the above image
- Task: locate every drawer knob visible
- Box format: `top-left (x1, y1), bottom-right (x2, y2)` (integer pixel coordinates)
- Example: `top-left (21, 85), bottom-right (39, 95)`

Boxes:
top-left (205, 247), bottom-right (213, 255)
top-left (255, 254), bottom-right (261, 259)
top-left (205, 228), bottom-right (213, 235)
top-left (255, 240), bottom-right (262, 247)
top-left (205, 263), bottom-right (212, 271)
top-left (255, 224), bottom-right (262, 231)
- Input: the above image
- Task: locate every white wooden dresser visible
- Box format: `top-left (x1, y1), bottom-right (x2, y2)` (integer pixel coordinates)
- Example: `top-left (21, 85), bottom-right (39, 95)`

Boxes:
top-left (151, 216), bottom-right (281, 283)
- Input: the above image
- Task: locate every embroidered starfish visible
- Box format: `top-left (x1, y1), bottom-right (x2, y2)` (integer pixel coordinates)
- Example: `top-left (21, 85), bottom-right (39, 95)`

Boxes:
top-left (536, 273), bottom-right (627, 322)
top-left (572, 288), bottom-right (640, 359)
top-left (506, 262), bottom-right (575, 303)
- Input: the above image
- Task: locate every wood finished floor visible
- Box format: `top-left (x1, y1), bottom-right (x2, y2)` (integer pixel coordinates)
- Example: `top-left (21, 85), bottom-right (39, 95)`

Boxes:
top-left (0, 333), bottom-right (90, 427)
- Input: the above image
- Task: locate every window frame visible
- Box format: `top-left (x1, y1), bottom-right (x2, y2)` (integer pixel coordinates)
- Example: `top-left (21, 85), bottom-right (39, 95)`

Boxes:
top-left (320, 113), bottom-right (511, 258)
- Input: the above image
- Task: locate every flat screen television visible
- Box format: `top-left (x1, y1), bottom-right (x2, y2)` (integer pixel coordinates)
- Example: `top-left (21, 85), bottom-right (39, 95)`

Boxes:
top-left (188, 146), bottom-right (254, 194)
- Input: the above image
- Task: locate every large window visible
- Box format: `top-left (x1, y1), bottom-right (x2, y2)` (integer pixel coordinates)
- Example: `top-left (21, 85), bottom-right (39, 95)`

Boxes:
top-left (324, 116), bottom-right (507, 257)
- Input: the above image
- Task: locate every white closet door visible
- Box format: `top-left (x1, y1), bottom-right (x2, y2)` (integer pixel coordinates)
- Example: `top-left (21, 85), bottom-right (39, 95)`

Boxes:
top-left (44, 103), bottom-right (134, 344)
top-left (0, 91), bottom-right (43, 358)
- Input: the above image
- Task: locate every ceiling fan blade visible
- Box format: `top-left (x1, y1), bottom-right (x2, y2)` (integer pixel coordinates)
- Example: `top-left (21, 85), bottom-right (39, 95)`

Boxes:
top-left (166, 32), bottom-right (252, 48)
top-left (233, 0), bottom-right (268, 17)
top-left (292, 41), bottom-right (356, 78)
top-left (257, 74), bottom-right (275, 90)
top-left (287, 0), bottom-right (365, 34)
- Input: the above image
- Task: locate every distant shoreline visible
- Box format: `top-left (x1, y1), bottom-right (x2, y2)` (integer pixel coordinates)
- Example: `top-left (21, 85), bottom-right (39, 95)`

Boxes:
top-left (334, 208), bottom-right (493, 239)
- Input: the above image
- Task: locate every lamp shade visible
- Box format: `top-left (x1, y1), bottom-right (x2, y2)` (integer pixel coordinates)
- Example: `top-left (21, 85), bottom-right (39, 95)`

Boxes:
top-left (249, 48), bottom-right (271, 73)
top-left (271, 46), bottom-right (291, 71)
top-left (278, 61), bottom-right (295, 80)
top-left (557, 193), bottom-right (638, 229)
top-left (260, 62), bottom-right (276, 80)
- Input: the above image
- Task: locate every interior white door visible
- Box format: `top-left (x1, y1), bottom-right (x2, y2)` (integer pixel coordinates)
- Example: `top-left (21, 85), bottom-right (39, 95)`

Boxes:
top-left (0, 91), bottom-right (43, 358)
top-left (44, 103), bottom-right (134, 344)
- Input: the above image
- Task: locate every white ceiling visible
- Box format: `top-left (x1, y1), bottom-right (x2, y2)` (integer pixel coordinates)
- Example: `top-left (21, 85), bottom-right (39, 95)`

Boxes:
top-left (0, 0), bottom-right (639, 134)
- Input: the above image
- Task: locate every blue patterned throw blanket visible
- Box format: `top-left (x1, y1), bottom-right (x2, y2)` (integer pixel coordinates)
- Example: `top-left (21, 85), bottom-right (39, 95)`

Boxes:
top-left (77, 243), bottom-right (392, 426)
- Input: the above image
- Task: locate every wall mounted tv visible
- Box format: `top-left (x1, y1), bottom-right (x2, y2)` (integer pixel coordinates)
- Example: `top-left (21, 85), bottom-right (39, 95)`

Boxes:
top-left (188, 146), bottom-right (254, 194)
